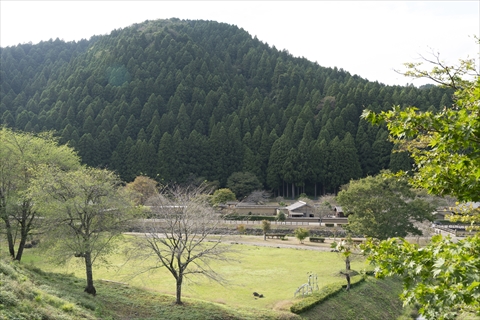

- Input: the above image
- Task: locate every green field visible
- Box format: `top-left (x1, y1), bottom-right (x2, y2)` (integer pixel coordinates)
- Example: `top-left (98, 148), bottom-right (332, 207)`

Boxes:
top-left (21, 236), bottom-right (367, 312)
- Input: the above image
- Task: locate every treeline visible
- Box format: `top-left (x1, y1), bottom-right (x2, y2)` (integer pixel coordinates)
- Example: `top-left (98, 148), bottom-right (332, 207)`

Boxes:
top-left (0, 18), bottom-right (453, 197)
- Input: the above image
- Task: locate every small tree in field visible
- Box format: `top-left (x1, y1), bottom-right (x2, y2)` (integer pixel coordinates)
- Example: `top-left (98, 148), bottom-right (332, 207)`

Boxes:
top-left (294, 227), bottom-right (309, 244)
top-left (30, 166), bottom-right (135, 295)
top-left (125, 175), bottom-right (158, 205)
top-left (276, 211), bottom-right (286, 224)
top-left (136, 185), bottom-right (232, 305)
top-left (261, 220), bottom-right (271, 240)
top-left (331, 237), bottom-right (359, 291)
top-left (237, 224), bottom-right (246, 237)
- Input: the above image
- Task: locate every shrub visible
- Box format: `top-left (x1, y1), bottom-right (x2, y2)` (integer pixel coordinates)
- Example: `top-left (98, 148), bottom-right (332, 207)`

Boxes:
top-left (236, 224), bottom-right (246, 235)
top-left (294, 228), bottom-right (310, 244)
top-left (61, 302), bottom-right (75, 312)
top-left (261, 220), bottom-right (271, 240)
top-left (276, 211), bottom-right (286, 223)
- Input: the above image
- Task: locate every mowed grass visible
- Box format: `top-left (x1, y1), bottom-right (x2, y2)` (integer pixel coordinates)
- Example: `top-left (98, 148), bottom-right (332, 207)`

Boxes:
top-left (21, 235), bottom-right (367, 312)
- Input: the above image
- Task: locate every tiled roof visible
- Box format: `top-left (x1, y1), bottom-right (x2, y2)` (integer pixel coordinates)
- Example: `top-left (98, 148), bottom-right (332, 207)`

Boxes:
top-left (285, 201), bottom-right (307, 211)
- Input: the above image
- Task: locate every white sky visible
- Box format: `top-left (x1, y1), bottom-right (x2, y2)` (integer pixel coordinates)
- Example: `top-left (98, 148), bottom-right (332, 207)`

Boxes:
top-left (1, 1), bottom-right (479, 86)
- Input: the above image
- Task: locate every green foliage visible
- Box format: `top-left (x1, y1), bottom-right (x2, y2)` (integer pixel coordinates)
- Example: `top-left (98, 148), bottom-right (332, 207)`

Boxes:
top-left (210, 188), bottom-right (236, 206)
top-left (0, 128), bottom-right (80, 261)
top-left (362, 54), bottom-right (480, 205)
top-left (276, 210), bottom-right (286, 223)
top-left (29, 166), bottom-right (136, 294)
top-left (363, 236), bottom-right (480, 319)
top-left (337, 172), bottom-right (435, 239)
top-left (261, 219), bottom-right (272, 236)
top-left (124, 175), bottom-right (158, 205)
top-left (294, 227), bottom-right (309, 243)
top-left (290, 275), bottom-right (365, 314)
top-left (226, 172), bottom-right (262, 200)
top-left (362, 50), bottom-right (480, 319)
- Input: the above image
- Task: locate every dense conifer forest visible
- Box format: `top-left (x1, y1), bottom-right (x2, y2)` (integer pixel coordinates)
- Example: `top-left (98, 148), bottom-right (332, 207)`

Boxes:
top-left (0, 18), bottom-right (453, 197)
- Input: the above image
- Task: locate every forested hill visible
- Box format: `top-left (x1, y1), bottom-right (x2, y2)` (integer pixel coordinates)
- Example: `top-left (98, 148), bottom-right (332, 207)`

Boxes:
top-left (0, 18), bottom-right (453, 197)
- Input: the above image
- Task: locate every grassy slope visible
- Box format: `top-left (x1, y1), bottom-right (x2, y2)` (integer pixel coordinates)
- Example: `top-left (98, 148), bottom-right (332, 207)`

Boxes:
top-left (0, 257), bottom-right (298, 320)
top-left (299, 276), bottom-right (405, 320)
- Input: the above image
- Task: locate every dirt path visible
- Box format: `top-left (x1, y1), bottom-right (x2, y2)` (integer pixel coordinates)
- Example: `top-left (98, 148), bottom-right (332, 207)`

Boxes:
top-left (213, 235), bottom-right (336, 252)
top-left (125, 233), bottom-right (338, 251)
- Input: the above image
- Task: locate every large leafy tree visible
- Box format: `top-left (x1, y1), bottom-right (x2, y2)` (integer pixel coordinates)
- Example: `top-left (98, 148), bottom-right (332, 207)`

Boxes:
top-left (125, 175), bottom-right (158, 205)
top-left (226, 172), bottom-right (262, 200)
top-left (363, 53), bottom-right (480, 208)
top-left (0, 128), bottom-right (80, 261)
top-left (362, 50), bottom-right (480, 319)
top-left (337, 172), bottom-right (434, 240)
top-left (30, 166), bottom-right (136, 295)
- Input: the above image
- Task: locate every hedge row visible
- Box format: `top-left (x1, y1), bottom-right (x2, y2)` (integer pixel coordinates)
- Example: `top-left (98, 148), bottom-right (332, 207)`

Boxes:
top-left (290, 275), bottom-right (366, 314)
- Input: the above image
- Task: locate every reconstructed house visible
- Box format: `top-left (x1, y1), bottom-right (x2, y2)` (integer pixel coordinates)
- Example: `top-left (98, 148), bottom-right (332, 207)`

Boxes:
top-left (281, 201), bottom-right (315, 218)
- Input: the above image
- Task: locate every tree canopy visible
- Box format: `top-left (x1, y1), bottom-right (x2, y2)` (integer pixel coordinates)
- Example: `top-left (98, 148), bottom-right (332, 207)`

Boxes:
top-left (362, 49), bottom-right (480, 319)
top-left (30, 165), bottom-right (136, 295)
top-left (337, 172), bottom-right (434, 240)
top-left (0, 127), bottom-right (80, 261)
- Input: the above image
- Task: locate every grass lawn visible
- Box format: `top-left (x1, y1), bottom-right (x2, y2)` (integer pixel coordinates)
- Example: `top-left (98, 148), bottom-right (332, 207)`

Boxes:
top-left (21, 235), bottom-right (367, 312)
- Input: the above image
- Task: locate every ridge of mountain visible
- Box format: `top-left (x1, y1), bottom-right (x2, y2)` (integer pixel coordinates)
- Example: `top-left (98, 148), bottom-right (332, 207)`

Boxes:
top-left (0, 18), bottom-right (452, 196)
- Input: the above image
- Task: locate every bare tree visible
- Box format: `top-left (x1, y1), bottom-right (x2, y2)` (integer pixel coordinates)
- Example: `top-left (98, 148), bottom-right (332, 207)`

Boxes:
top-left (136, 185), bottom-right (232, 305)
top-left (242, 190), bottom-right (271, 204)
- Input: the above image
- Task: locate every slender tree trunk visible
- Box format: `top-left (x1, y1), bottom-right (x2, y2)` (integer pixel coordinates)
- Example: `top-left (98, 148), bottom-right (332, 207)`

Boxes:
top-left (15, 225), bottom-right (27, 261)
top-left (176, 275), bottom-right (183, 305)
top-left (4, 217), bottom-right (15, 258)
top-left (345, 273), bottom-right (351, 291)
top-left (15, 205), bottom-right (31, 261)
top-left (291, 182), bottom-right (295, 199)
top-left (84, 252), bottom-right (96, 295)
top-left (341, 255), bottom-right (352, 291)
